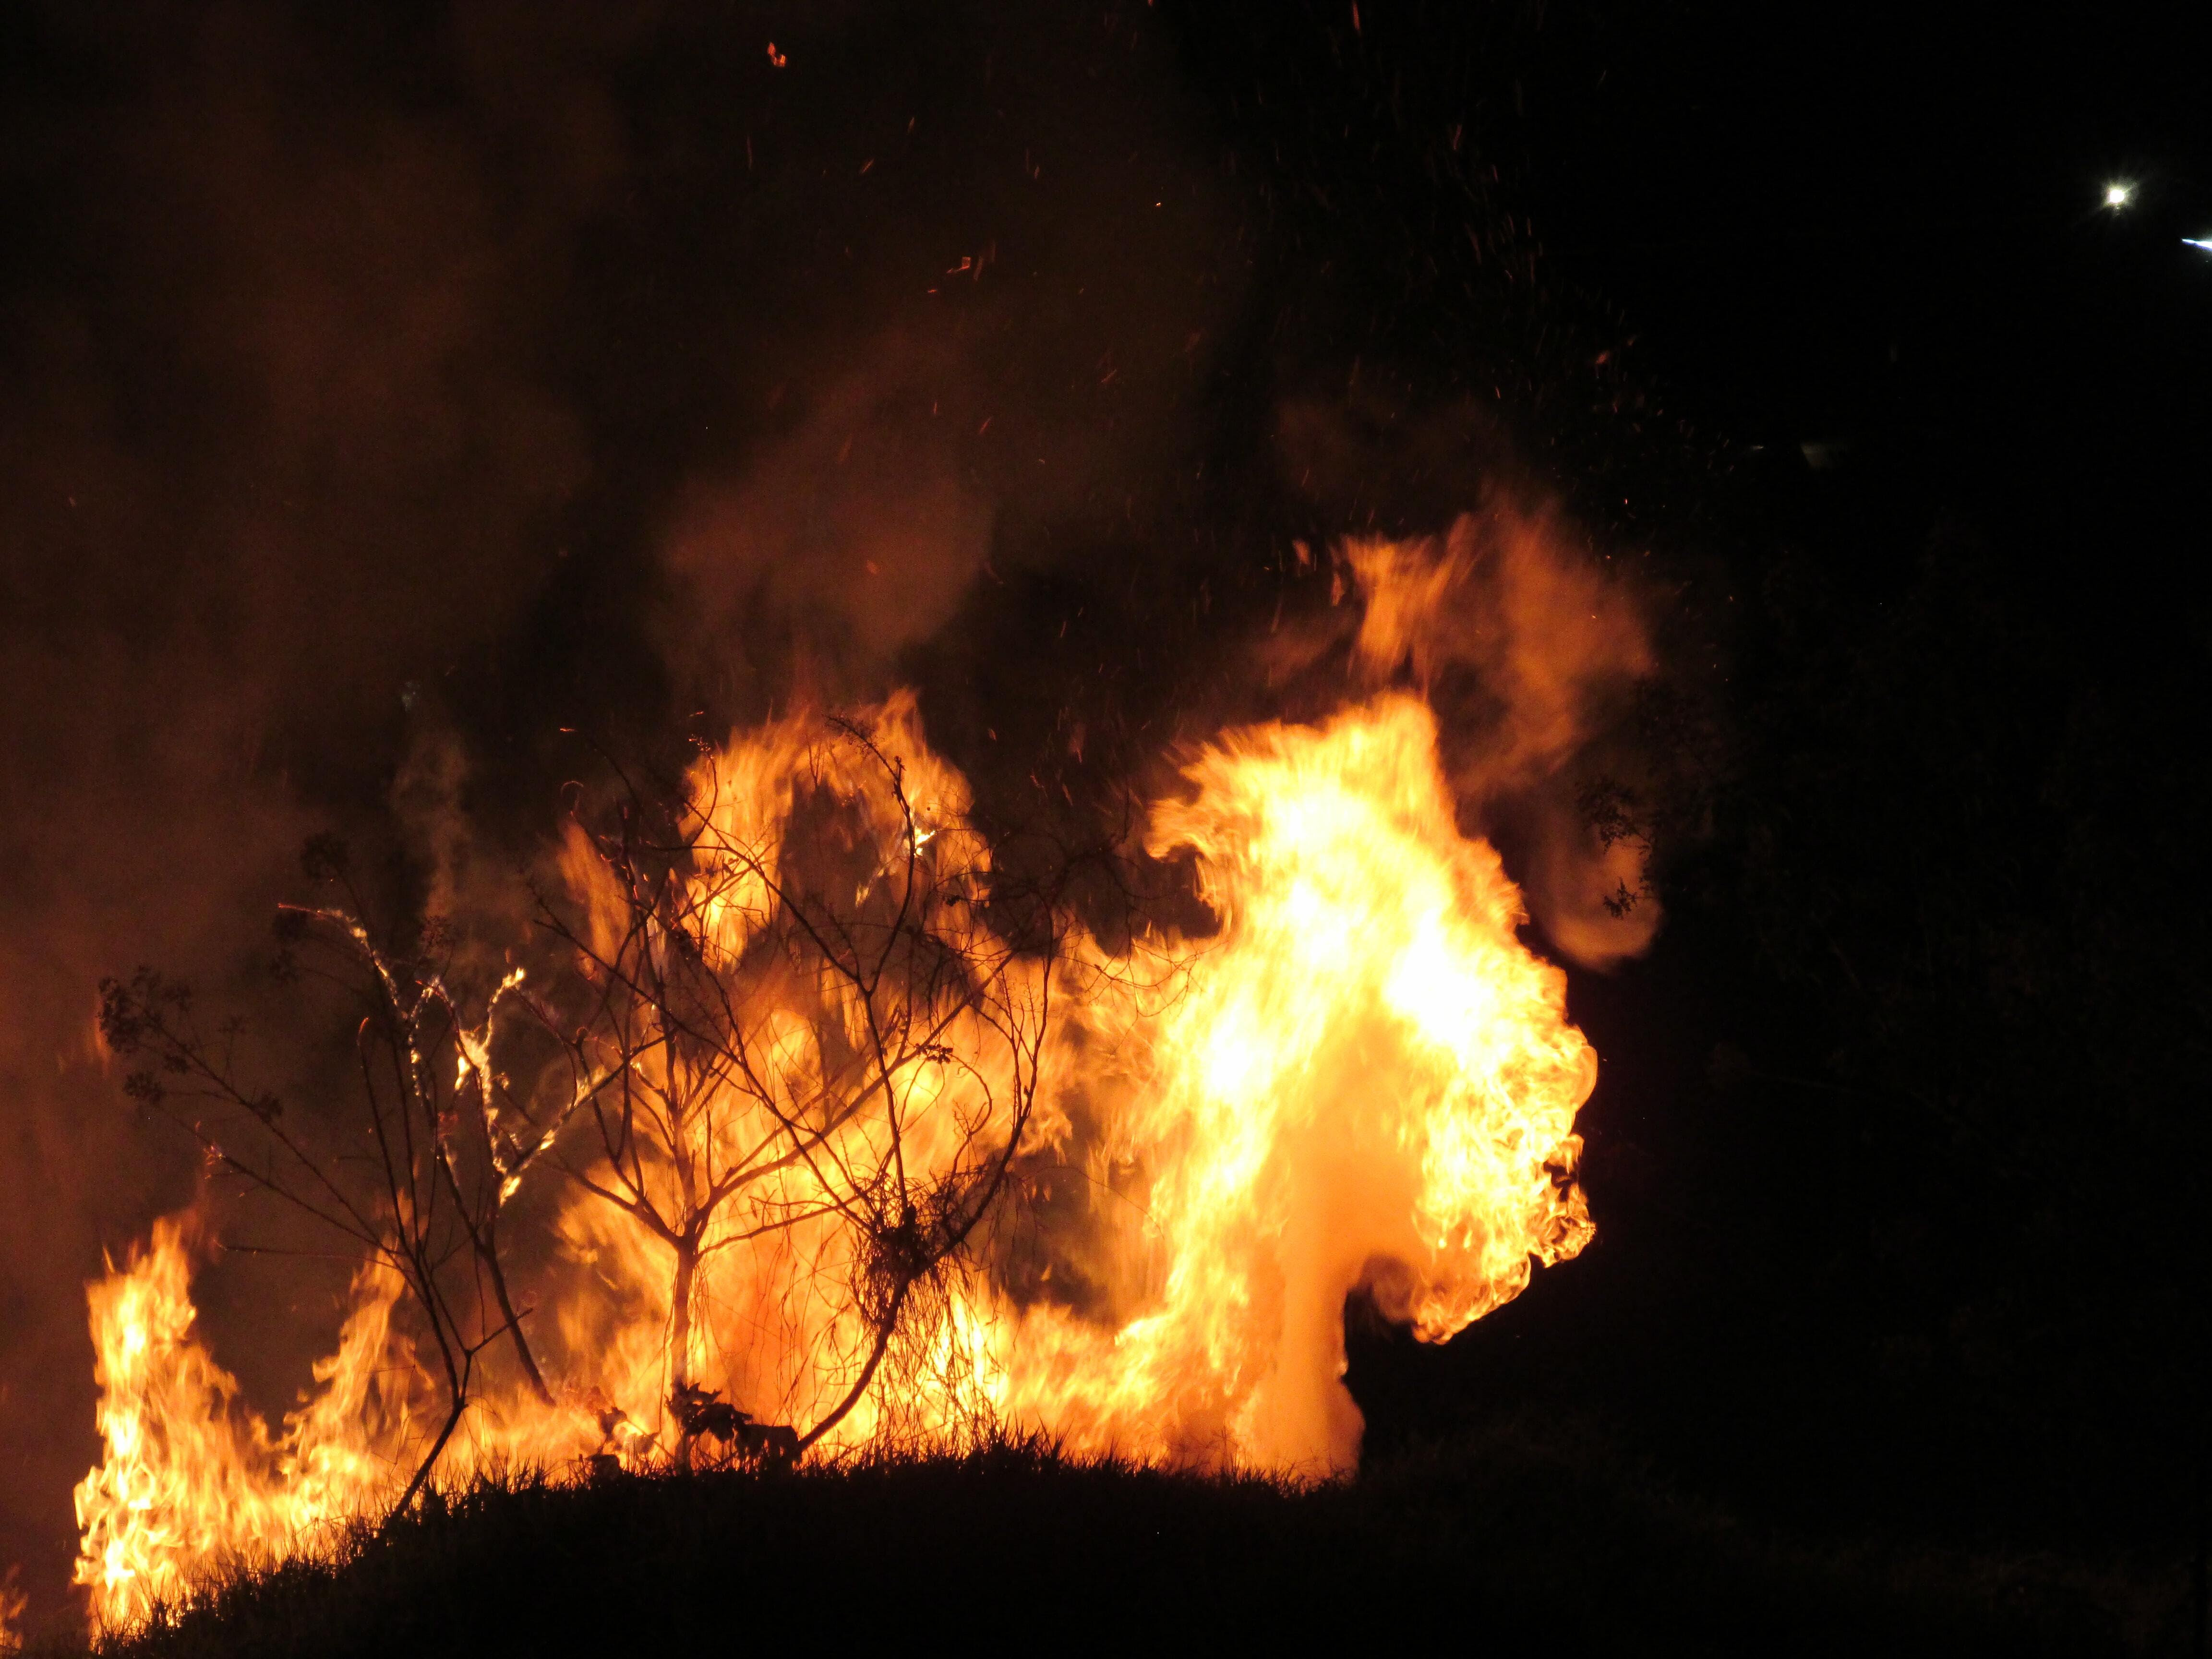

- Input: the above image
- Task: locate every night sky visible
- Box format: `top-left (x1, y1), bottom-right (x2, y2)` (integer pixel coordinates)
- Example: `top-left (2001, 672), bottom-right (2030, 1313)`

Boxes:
top-left (2, 0), bottom-right (2208, 1640)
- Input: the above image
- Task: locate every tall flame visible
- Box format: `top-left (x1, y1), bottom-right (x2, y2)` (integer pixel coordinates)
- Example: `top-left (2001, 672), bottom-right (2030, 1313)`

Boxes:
top-left (72, 1221), bottom-right (410, 1629)
top-left (994, 693), bottom-right (1593, 1469)
top-left (66, 548), bottom-right (1607, 1630)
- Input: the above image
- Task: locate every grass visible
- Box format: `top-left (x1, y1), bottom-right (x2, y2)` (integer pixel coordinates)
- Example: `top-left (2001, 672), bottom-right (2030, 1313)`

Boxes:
top-left (37, 1416), bottom-right (2178, 1658)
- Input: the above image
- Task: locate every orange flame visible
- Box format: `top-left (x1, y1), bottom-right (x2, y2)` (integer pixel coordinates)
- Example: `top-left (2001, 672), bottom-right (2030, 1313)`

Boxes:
top-left (990, 693), bottom-right (1593, 1468)
top-left (72, 1220), bottom-right (410, 1629)
top-left (0, 1572), bottom-right (24, 1653)
top-left (68, 537), bottom-right (1611, 1630)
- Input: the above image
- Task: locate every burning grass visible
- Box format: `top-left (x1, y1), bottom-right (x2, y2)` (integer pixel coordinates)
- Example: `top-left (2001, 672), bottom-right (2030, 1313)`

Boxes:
top-left (31, 1420), bottom-right (2153, 1659)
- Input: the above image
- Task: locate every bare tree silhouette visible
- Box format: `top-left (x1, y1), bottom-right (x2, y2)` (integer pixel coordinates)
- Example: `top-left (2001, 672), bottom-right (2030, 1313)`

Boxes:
top-left (97, 836), bottom-right (565, 1511)
top-left (95, 704), bottom-right (1156, 1503)
top-left (534, 711), bottom-right (1069, 1460)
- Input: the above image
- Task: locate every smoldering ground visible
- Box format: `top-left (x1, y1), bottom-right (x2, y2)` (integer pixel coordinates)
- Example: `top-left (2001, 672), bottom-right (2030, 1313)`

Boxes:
top-left (0, 1), bottom-right (1662, 1630)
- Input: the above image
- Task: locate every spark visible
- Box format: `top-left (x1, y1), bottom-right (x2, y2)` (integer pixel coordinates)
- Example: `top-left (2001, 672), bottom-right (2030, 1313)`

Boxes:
top-left (2104, 181), bottom-right (2135, 209)
top-left (2187, 237), bottom-right (2212, 254)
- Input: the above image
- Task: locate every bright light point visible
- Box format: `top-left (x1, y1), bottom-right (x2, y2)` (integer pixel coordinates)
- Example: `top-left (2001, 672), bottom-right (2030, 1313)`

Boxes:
top-left (2187, 237), bottom-right (2212, 254)
top-left (2104, 181), bottom-right (2135, 208)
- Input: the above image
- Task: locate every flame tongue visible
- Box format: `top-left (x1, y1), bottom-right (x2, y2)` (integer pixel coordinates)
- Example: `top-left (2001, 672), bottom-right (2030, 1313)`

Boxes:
top-left (69, 686), bottom-right (1599, 1624)
top-left (72, 1220), bottom-right (406, 1629)
top-left (996, 693), bottom-right (1595, 1468)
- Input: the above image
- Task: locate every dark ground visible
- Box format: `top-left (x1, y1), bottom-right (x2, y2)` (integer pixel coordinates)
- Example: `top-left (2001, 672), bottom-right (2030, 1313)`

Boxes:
top-left (33, 1438), bottom-right (2163, 1659)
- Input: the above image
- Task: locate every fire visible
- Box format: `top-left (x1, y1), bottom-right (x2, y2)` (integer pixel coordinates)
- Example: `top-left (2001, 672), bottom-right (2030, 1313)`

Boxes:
top-left (993, 693), bottom-right (1593, 1469)
top-left (72, 1220), bottom-right (410, 1628)
top-left (65, 537), bottom-right (1608, 1631)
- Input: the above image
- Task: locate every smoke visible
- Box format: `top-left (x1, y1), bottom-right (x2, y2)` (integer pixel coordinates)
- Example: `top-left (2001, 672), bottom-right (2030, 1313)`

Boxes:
top-left (0, 6), bottom-right (620, 1607)
top-left (1262, 392), bottom-right (1664, 968)
top-left (0, 0), bottom-right (1667, 1627)
top-left (0, 1), bottom-right (1236, 1623)
top-left (661, 339), bottom-right (998, 684)
top-left (1342, 505), bottom-right (1661, 967)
